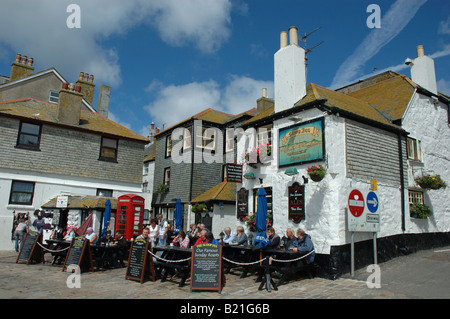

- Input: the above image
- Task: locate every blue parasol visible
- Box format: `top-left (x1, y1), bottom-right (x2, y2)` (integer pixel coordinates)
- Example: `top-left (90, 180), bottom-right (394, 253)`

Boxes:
top-left (253, 187), bottom-right (269, 248)
top-left (174, 198), bottom-right (183, 234)
top-left (101, 199), bottom-right (111, 238)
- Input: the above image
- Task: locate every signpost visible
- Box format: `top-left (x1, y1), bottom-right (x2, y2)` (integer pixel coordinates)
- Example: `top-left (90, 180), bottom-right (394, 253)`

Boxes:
top-left (347, 188), bottom-right (381, 276)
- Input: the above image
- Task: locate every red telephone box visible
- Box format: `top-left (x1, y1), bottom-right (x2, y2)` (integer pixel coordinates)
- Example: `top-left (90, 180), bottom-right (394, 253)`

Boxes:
top-left (115, 194), bottom-right (145, 240)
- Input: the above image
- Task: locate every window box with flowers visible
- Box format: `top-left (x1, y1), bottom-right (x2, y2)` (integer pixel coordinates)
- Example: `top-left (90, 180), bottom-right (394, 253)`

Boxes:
top-left (410, 203), bottom-right (433, 219)
top-left (307, 165), bottom-right (326, 182)
top-left (242, 144), bottom-right (272, 168)
top-left (415, 174), bottom-right (447, 190)
top-left (157, 184), bottom-right (169, 194)
top-left (242, 211), bottom-right (273, 232)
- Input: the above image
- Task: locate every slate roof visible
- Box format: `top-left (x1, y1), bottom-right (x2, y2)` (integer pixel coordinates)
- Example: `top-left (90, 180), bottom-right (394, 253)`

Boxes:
top-left (0, 98), bottom-right (149, 143)
top-left (191, 181), bottom-right (237, 203)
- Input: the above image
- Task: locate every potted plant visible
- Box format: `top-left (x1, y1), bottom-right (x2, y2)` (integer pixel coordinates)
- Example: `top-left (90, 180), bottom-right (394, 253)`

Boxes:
top-left (242, 211), bottom-right (273, 232)
top-left (157, 184), bottom-right (169, 194)
top-left (191, 203), bottom-right (207, 214)
top-left (415, 174), bottom-right (447, 190)
top-left (410, 203), bottom-right (433, 219)
top-left (242, 143), bottom-right (272, 167)
top-left (307, 165), bottom-right (327, 182)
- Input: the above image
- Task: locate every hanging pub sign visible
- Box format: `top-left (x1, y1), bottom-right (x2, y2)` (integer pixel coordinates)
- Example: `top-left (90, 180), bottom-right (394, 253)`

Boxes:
top-left (288, 182), bottom-right (305, 223)
top-left (16, 231), bottom-right (44, 265)
top-left (278, 118), bottom-right (325, 167)
top-left (226, 163), bottom-right (243, 183)
top-left (236, 188), bottom-right (248, 221)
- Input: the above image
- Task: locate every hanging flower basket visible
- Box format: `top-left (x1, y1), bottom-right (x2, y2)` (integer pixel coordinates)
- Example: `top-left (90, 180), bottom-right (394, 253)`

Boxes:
top-left (191, 203), bottom-right (207, 214)
top-left (410, 203), bottom-right (433, 219)
top-left (307, 165), bottom-right (326, 182)
top-left (414, 174), bottom-right (447, 190)
top-left (157, 184), bottom-right (169, 194)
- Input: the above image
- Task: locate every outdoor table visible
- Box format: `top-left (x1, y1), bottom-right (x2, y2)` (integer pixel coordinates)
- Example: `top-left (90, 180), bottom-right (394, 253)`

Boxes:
top-left (259, 248), bottom-right (309, 291)
top-left (90, 243), bottom-right (123, 270)
top-left (152, 245), bottom-right (192, 287)
top-left (221, 244), bottom-right (262, 278)
top-left (45, 238), bottom-right (72, 265)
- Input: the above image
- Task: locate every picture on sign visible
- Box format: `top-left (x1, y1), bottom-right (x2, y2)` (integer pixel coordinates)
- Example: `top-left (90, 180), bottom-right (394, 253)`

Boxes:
top-left (190, 243), bottom-right (224, 293)
top-left (63, 236), bottom-right (93, 272)
top-left (125, 238), bottom-right (155, 283)
top-left (16, 231), bottom-right (44, 265)
top-left (288, 182), bottom-right (305, 223)
top-left (278, 118), bottom-right (325, 167)
top-left (56, 196), bottom-right (68, 208)
top-left (226, 163), bottom-right (243, 183)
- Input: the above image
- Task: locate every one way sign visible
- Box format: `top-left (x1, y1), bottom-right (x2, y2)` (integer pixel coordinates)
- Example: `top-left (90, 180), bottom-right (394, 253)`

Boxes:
top-left (366, 191), bottom-right (379, 213)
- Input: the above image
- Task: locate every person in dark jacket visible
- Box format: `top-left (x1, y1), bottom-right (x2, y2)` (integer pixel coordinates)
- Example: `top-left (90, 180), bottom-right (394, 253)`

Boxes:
top-left (267, 227), bottom-right (280, 249)
top-left (293, 228), bottom-right (315, 264)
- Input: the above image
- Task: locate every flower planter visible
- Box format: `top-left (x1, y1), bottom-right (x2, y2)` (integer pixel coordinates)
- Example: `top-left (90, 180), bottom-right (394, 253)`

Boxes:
top-left (309, 174), bottom-right (324, 182)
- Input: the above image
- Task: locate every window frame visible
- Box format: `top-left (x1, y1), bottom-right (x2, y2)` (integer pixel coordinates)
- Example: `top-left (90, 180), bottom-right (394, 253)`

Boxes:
top-left (49, 91), bottom-right (59, 104)
top-left (9, 180), bottom-right (35, 205)
top-left (196, 127), bottom-right (216, 151)
top-left (163, 167), bottom-right (171, 188)
top-left (99, 136), bottom-right (118, 162)
top-left (407, 137), bottom-right (422, 161)
top-left (165, 135), bottom-right (172, 158)
top-left (16, 121), bottom-right (42, 151)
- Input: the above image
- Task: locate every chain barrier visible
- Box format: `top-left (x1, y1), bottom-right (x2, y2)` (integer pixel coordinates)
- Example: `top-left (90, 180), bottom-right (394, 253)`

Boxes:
top-left (222, 256), bottom-right (267, 266)
top-left (148, 250), bottom-right (192, 263)
top-left (269, 250), bottom-right (315, 263)
top-left (36, 241), bottom-right (70, 253)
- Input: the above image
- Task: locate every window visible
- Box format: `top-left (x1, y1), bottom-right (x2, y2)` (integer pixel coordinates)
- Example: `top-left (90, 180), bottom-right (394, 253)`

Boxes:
top-left (143, 163), bottom-right (149, 175)
top-left (409, 190), bottom-right (424, 207)
top-left (407, 138), bottom-right (421, 161)
top-left (166, 135), bottom-right (172, 157)
top-left (257, 124), bottom-right (272, 148)
top-left (49, 91), bottom-right (59, 103)
top-left (16, 122), bottom-right (42, 150)
top-left (183, 127), bottom-right (192, 150)
top-left (142, 182), bottom-right (148, 193)
top-left (196, 127), bottom-right (216, 150)
top-left (225, 129), bottom-right (235, 153)
top-left (96, 188), bottom-right (113, 197)
top-left (9, 180), bottom-right (35, 205)
top-left (163, 167), bottom-right (171, 188)
top-left (99, 137), bottom-right (118, 162)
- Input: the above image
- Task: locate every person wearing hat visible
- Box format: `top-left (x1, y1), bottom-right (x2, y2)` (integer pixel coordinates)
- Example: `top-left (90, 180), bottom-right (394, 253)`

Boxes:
top-left (85, 227), bottom-right (98, 244)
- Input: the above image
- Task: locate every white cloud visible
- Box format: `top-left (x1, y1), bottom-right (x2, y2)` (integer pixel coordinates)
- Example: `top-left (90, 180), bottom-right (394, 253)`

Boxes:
top-left (330, 0), bottom-right (428, 89)
top-left (0, 0), bottom-right (233, 87)
top-left (143, 75), bottom-right (274, 128)
top-left (438, 16), bottom-right (450, 35)
top-left (437, 78), bottom-right (450, 95)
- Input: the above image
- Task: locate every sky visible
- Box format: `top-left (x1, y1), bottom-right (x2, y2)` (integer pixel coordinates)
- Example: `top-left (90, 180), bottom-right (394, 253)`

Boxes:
top-left (0, 0), bottom-right (449, 138)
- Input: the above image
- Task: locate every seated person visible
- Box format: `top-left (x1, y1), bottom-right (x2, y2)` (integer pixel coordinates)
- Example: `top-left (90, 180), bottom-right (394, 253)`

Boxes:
top-left (219, 227), bottom-right (236, 245)
top-left (172, 230), bottom-right (190, 248)
top-left (292, 229), bottom-right (315, 264)
top-left (205, 232), bottom-right (220, 245)
top-left (136, 227), bottom-right (151, 242)
top-left (230, 226), bottom-right (248, 246)
top-left (194, 230), bottom-right (209, 246)
top-left (113, 230), bottom-right (128, 267)
top-left (85, 227), bottom-right (98, 244)
top-left (284, 228), bottom-right (298, 251)
top-left (267, 227), bottom-right (280, 249)
top-left (100, 231), bottom-right (114, 245)
top-left (64, 226), bottom-right (76, 241)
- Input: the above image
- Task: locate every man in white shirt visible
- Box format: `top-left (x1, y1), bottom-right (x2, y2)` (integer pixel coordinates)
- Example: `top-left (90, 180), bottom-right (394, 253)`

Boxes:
top-left (220, 227), bottom-right (237, 244)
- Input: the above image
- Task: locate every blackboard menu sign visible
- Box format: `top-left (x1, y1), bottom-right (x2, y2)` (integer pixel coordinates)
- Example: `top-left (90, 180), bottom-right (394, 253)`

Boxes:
top-left (288, 182), bottom-right (305, 223)
top-left (226, 163), bottom-right (243, 183)
top-left (63, 236), bottom-right (93, 273)
top-left (190, 243), bottom-right (223, 293)
top-left (16, 231), bottom-right (44, 265)
top-left (237, 188), bottom-right (248, 221)
top-left (125, 238), bottom-right (155, 283)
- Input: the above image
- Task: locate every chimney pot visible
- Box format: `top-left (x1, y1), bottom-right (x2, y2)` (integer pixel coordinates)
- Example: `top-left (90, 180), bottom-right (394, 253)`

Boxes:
top-left (62, 82), bottom-right (69, 90)
top-left (289, 26), bottom-right (298, 46)
top-left (79, 72), bottom-right (84, 81)
top-left (151, 122), bottom-right (155, 130)
top-left (68, 83), bottom-right (75, 91)
top-left (89, 74), bottom-right (94, 83)
top-left (21, 56), bottom-right (28, 65)
top-left (417, 45), bottom-right (425, 57)
top-left (15, 54), bottom-right (21, 63)
top-left (280, 31), bottom-right (288, 48)
top-left (262, 88), bottom-right (267, 98)
top-left (75, 85), bottom-right (82, 93)
top-left (84, 73), bottom-right (89, 81)
top-left (27, 57), bottom-right (33, 67)
top-left (156, 127), bottom-right (160, 134)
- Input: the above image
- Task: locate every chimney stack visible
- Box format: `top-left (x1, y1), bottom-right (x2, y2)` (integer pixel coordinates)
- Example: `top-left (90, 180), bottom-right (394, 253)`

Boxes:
top-left (57, 82), bottom-right (83, 125)
top-left (9, 53), bottom-right (34, 81)
top-left (76, 72), bottom-right (96, 105)
top-left (274, 26), bottom-right (306, 113)
top-left (256, 88), bottom-right (274, 114)
top-left (405, 45), bottom-right (437, 95)
top-left (97, 85), bottom-right (111, 118)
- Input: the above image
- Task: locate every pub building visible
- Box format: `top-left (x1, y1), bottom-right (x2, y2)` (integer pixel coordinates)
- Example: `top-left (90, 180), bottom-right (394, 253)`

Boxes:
top-left (233, 27), bottom-right (450, 278)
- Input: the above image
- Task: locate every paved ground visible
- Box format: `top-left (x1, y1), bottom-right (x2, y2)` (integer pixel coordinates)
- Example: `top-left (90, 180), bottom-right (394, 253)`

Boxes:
top-left (1, 245), bottom-right (449, 299)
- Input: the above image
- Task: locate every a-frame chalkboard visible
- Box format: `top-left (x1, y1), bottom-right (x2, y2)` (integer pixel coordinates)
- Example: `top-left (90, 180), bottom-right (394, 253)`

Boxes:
top-left (190, 243), bottom-right (224, 293)
top-left (16, 231), bottom-right (44, 265)
top-left (62, 236), bottom-right (93, 273)
top-left (125, 238), bottom-right (155, 283)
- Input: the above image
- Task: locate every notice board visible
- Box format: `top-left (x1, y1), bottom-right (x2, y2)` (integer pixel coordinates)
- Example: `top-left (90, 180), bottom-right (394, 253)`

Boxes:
top-left (63, 236), bottom-right (93, 272)
top-left (125, 238), bottom-right (155, 283)
top-left (190, 243), bottom-right (224, 293)
top-left (16, 231), bottom-right (44, 265)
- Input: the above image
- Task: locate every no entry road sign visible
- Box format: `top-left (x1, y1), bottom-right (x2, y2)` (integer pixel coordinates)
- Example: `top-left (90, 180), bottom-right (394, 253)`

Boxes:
top-left (348, 189), bottom-right (364, 217)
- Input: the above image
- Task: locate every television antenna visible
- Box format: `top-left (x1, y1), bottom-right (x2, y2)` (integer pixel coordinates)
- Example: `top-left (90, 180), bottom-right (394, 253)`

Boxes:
top-left (300, 27), bottom-right (324, 67)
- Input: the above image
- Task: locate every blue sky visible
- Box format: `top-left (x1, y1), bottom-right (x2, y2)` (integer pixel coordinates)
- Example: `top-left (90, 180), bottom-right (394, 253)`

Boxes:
top-left (1, 0), bottom-right (449, 138)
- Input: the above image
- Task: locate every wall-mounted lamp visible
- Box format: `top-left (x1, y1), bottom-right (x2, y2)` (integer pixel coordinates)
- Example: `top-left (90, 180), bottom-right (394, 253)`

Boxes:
top-left (284, 168), bottom-right (298, 176)
top-left (244, 172), bottom-right (255, 179)
top-left (302, 175), bottom-right (309, 184)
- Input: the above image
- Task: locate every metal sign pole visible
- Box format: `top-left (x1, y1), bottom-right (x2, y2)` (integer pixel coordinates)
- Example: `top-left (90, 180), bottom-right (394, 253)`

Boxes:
top-left (351, 231), bottom-right (354, 277)
top-left (373, 232), bottom-right (377, 265)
